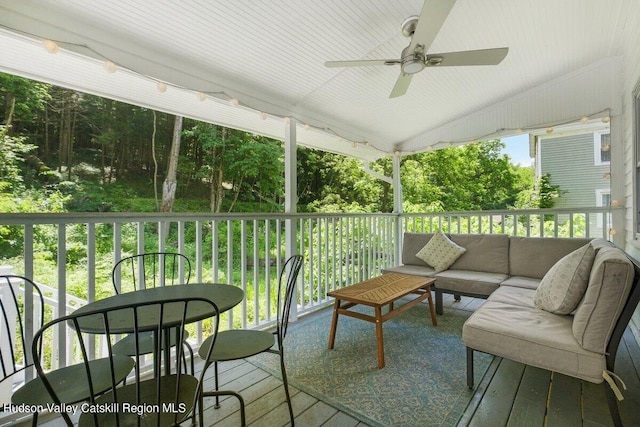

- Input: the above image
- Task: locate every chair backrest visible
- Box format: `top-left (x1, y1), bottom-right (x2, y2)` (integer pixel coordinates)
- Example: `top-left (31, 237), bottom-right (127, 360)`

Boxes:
top-left (33, 296), bottom-right (219, 426)
top-left (276, 255), bottom-right (304, 343)
top-left (112, 252), bottom-right (192, 294)
top-left (0, 275), bottom-right (44, 388)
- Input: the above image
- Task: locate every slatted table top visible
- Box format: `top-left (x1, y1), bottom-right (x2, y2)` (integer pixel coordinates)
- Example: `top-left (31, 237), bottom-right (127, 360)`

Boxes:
top-left (327, 273), bottom-right (435, 307)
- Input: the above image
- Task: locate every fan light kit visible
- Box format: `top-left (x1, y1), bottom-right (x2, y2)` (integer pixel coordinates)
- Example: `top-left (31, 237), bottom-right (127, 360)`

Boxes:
top-left (325, 0), bottom-right (509, 98)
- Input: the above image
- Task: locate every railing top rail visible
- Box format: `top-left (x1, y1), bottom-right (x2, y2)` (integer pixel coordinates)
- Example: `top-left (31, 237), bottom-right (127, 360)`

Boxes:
top-left (401, 206), bottom-right (616, 217)
top-left (0, 211), bottom-right (399, 225)
top-left (0, 207), bottom-right (615, 226)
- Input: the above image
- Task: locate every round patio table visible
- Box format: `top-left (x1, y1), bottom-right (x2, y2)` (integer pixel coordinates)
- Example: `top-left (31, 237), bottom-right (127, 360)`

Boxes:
top-left (72, 283), bottom-right (244, 374)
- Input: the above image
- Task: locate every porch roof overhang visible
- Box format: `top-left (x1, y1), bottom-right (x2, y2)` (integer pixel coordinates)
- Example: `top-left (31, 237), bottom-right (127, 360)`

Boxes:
top-left (0, 0), bottom-right (637, 161)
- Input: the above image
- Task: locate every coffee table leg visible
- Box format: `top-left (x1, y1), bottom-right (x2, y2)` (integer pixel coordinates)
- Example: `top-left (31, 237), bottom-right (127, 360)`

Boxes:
top-left (328, 299), bottom-right (340, 349)
top-left (375, 306), bottom-right (385, 369)
top-left (426, 287), bottom-right (438, 326)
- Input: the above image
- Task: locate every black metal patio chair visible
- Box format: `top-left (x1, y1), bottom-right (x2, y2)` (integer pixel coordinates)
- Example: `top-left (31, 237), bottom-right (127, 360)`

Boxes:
top-left (111, 252), bottom-right (194, 375)
top-left (3, 275), bottom-right (132, 426)
top-left (33, 295), bottom-right (221, 426)
top-left (198, 254), bottom-right (304, 426)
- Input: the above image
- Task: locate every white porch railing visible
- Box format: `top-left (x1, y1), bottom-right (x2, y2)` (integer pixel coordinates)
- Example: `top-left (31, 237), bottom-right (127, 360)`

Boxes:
top-left (0, 207), bottom-right (613, 390)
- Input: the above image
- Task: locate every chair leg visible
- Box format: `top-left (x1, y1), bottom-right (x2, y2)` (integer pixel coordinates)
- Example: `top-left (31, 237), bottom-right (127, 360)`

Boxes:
top-left (466, 347), bottom-right (474, 389)
top-left (279, 352), bottom-right (295, 427)
top-left (198, 384), bottom-right (205, 427)
top-left (203, 390), bottom-right (246, 426)
top-left (214, 361), bottom-right (221, 409)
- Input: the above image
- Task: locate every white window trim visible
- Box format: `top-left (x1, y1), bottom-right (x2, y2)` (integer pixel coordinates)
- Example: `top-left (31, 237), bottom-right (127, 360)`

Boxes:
top-left (596, 188), bottom-right (610, 228)
top-left (594, 130), bottom-right (611, 166)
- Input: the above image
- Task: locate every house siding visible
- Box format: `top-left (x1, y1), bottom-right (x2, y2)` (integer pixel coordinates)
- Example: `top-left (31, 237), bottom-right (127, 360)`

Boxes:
top-left (539, 133), bottom-right (610, 208)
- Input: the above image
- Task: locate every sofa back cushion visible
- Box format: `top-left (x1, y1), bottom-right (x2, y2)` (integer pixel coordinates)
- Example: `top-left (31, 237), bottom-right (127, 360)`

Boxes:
top-left (402, 233), bottom-right (434, 266)
top-left (449, 234), bottom-right (510, 274)
top-left (572, 246), bottom-right (634, 353)
top-left (509, 237), bottom-right (592, 279)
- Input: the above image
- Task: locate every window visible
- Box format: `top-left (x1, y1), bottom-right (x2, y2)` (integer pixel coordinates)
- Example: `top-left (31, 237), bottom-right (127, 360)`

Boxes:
top-left (596, 189), bottom-right (611, 228)
top-left (594, 130), bottom-right (611, 165)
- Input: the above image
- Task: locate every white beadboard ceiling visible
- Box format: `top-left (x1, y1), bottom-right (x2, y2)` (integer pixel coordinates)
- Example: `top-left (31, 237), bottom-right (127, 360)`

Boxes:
top-left (0, 0), bottom-right (638, 161)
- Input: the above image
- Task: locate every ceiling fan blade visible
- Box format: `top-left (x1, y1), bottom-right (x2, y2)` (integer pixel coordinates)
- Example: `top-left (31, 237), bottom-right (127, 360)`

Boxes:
top-left (389, 73), bottom-right (413, 98)
top-left (325, 59), bottom-right (400, 68)
top-left (426, 47), bottom-right (509, 67)
top-left (409, 0), bottom-right (457, 53)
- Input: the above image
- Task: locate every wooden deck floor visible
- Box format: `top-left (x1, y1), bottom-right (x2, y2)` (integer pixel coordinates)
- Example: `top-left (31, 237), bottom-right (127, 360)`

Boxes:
top-left (22, 295), bottom-right (640, 427)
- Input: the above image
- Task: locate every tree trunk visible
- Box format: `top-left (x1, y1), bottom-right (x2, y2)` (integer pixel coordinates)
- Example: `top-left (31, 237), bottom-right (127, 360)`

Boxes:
top-left (161, 115), bottom-right (182, 212)
top-left (209, 126), bottom-right (225, 213)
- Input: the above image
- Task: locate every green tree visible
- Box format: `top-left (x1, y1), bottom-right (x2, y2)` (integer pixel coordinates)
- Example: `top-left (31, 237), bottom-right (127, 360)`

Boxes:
top-left (402, 140), bottom-right (524, 211)
top-left (535, 173), bottom-right (565, 208)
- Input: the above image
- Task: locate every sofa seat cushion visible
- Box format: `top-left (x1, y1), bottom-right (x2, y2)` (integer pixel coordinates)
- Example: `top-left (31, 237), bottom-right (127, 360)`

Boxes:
top-left (487, 286), bottom-right (536, 308)
top-left (381, 264), bottom-right (436, 277)
top-left (462, 301), bottom-right (605, 383)
top-left (500, 276), bottom-right (540, 290)
top-left (434, 270), bottom-right (507, 296)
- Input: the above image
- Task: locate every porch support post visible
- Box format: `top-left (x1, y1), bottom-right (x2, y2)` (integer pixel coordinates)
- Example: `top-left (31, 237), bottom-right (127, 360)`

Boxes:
top-left (284, 118), bottom-right (298, 319)
top-left (392, 154), bottom-right (403, 266)
top-left (610, 115), bottom-right (624, 247)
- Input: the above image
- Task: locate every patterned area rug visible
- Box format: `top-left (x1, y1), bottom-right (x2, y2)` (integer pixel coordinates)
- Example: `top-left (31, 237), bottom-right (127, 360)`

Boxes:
top-left (251, 302), bottom-right (493, 427)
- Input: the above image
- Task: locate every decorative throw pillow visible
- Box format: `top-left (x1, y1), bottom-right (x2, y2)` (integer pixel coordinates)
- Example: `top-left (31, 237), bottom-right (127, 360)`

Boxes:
top-left (533, 243), bottom-right (596, 315)
top-left (415, 230), bottom-right (466, 273)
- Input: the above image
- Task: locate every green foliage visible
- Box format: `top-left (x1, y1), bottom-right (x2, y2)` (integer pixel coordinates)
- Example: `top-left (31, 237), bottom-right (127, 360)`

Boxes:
top-left (0, 74), bottom-right (50, 129)
top-left (299, 149), bottom-right (390, 212)
top-left (535, 173), bottom-right (565, 209)
top-left (402, 140), bottom-right (523, 211)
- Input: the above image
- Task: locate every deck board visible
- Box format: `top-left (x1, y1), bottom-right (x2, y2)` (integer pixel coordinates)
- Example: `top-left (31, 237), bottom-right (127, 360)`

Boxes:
top-left (546, 373), bottom-right (583, 427)
top-left (582, 381), bottom-right (613, 427)
top-left (26, 295), bottom-right (640, 427)
top-left (506, 366), bottom-right (550, 427)
top-left (468, 358), bottom-right (525, 427)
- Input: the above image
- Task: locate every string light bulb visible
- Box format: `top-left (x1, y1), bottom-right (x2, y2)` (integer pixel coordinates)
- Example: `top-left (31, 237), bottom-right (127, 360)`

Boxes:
top-left (546, 127), bottom-right (554, 133)
top-left (609, 227), bottom-right (617, 236)
top-left (283, 117), bottom-right (291, 124)
top-left (580, 116), bottom-right (589, 123)
top-left (156, 82), bottom-right (167, 93)
top-left (42, 39), bottom-right (59, 54)
top-left (197, 92), bottom-right (207, 101)
top-left (603, 172), bottom-right (611, 179)
top-left (103, 61), bottom-right (117, 73)
top-left (394, 150), bottom-right (401, 156)
top-left (602, 116), bottom-right (611, 123)
top-left (611, 199), bottom-right (621, 207)
top-left (303, 124), bottom-right (310, 131)
top-left (229, 98), bottom-right (239, 107)
top-left (259, 112), bottom-right (267, 120)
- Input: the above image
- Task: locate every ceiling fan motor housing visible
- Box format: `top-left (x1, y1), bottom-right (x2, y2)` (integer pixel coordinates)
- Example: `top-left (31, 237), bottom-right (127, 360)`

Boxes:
top-left (401, 45), bottom-right (425, 74)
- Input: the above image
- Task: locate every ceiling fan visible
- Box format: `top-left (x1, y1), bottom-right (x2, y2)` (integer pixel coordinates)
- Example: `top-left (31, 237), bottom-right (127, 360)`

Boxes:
top-left (324, 0), bottom-right (509, 98)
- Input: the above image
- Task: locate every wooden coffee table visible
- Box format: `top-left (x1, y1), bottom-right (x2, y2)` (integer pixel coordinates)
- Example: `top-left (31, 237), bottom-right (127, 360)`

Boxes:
top-left (327, 272), bottom-right (437, 368)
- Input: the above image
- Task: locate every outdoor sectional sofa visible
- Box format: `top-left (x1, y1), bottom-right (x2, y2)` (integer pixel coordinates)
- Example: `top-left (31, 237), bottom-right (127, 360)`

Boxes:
top-left (383, 232), bottom-right (640, 426)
